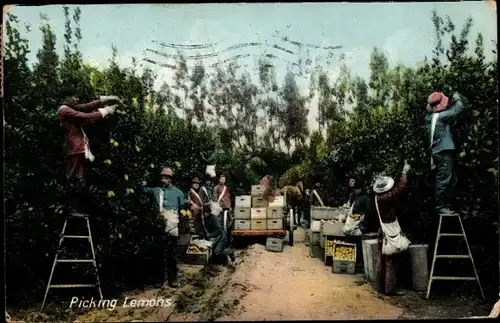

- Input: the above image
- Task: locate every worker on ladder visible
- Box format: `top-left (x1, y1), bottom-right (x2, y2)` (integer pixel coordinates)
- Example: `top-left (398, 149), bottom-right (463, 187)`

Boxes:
top-left (141, 167), bottom-right (186, 288)
top-left (57, 87), bottom-right (120, 216)
top-left (425, 91), bottom-right (467, 215)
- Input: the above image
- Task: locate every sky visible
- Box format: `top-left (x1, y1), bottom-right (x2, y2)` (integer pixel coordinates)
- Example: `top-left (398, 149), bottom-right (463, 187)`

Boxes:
top-left (6, 2), bottom-right (498, 132)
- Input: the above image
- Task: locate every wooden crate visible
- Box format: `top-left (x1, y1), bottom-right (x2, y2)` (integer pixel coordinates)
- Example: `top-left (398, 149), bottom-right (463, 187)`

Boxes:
top-left (251, 185), bottom-right (266, 196)
top-left (184, 238), bottom-right (213, 265)
top-left (235, 195), bottom-right (251, 207)
top-left (269, 196), bottom-right (285, 207)
top-left (267, 207), bottom-right (283, 219)
top-left (265, 237), bottom-right (284, 252)
top-left (252, 196), bottom-right (268, 208)
top-left (234, 219), bottom-right (251, 230)
top-left (251, 219), bottom-right (267, 230)
top-left (310, 231), bottom-right (321, 246)
top-left (234, 207), bottom-right (251, 219)
top-left (324, 237), bottom-right (335, 266)
top-left (311, 207), bottom-right (339, 220)
top-left (332, 241), bottom-right (357, 275)
top-left (267, 219), bottom-right (283, 230)
top-left (185, 249), bottom-right (212, 265)
top-left (250, 207), bottom-right (267, 219)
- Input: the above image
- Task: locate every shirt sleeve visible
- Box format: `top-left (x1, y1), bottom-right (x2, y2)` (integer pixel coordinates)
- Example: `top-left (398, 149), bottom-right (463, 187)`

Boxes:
top-left (58, 106), bottom-right (103, 122)
top-left (378, 175), bottom-right (407, 201)
top-left (438, 92), bottom-right (466, 124)
top-left (74, 100), bottom-right (105, 112)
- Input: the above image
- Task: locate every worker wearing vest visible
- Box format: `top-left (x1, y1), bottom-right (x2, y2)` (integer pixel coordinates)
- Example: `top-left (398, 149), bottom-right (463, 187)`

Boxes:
top-left (141, 167), bottom-right (185, 288)
top-left (425, 92), bottom-right (467, 215)
top-left (187, 175), bottom-right (204, 234)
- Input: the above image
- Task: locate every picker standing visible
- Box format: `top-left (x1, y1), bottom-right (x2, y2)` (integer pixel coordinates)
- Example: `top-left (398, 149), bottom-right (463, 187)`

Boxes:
top-left (141, 167), bottom-right (185, 288)
top-left (57, 88), bottom-right (120, 216)
top-left (372, 162), bottom-right (411, 296)
top-left (425, 92), bottom-right (467, 215)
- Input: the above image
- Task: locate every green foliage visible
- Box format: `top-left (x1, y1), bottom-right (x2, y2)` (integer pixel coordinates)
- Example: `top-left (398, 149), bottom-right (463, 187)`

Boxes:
top-left (4, 7), bottom-right (498, 306)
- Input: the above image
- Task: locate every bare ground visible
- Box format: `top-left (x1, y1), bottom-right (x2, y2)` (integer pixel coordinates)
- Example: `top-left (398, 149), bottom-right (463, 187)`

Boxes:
top-left (8, 227), bottom-right (490, 322)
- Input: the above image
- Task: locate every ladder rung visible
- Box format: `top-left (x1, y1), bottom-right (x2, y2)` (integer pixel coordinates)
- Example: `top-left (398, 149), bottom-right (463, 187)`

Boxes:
top-left (436, 255), bottom-right (470, 259)
top-left (441, 213), bottom-right (458, 217)
top-left (432, 276), bottom-right (477, 281)
top-left (63, 235), bottom-right (90, 239)
top-left (49, 284), bottom-right (96, 288)
top-left (56, 259), bottom-right (95, 263)
top-left (439, 233), bottom-right (464, 237)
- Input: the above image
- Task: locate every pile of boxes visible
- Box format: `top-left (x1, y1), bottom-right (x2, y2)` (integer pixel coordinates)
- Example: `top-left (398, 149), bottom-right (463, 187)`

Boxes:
top-left (233, 185), bottom-right (285, 231)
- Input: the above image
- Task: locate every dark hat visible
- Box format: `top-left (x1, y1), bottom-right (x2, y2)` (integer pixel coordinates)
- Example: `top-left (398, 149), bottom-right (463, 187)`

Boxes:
top-left (192, 175), bottom-right (201, 184)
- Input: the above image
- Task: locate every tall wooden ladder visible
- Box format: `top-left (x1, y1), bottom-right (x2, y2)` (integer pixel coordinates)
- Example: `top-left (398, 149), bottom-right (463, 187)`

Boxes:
top-left (426, 210), bottom-right (484, 300)
top-left (41, 214), bottom-right (103, 311)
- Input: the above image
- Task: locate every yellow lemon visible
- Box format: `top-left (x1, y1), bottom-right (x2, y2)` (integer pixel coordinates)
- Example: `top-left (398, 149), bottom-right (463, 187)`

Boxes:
top-left (107, 191), bottom-right (115, 198)
top-left (124, 174), bottom-right (129, 181)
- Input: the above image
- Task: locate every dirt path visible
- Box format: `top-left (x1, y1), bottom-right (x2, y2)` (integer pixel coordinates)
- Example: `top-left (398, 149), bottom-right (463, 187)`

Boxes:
top-left (10, 227), bottom-right (489, 322)
top-left (215, 229), bottom-right (403, 321)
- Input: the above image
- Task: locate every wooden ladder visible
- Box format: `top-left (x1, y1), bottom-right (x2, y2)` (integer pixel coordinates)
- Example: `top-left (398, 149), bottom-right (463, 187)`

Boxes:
top-left (41, 214), bottom-right (103, 311)
top-left (426, 210), bottom-right (484, 300)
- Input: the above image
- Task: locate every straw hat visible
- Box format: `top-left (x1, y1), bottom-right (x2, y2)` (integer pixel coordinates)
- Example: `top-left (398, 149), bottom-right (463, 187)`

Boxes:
top-left (427, 92), bottom-right (449, 112)
top-left (160, 167), bottom-right (173, 177)
top-left (373, 176), bottom-right (395, 194)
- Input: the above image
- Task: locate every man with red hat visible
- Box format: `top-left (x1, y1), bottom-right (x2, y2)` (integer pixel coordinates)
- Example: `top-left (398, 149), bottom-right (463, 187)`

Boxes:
top-left (57, 87), bottom-right (120, 216)
top-left (425, 91), bottom-right (467, 214)
top-left (141, 167), bottom-right (186, 288)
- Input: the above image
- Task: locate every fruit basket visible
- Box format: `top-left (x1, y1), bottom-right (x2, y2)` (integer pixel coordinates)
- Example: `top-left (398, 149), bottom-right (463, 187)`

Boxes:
top-left (332, 241), bottom-right (356, 274)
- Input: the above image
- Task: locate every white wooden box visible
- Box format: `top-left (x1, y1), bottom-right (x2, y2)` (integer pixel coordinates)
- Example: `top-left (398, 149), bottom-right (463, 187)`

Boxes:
top-left (251, 219), bottom-right (267, 230)
top-left (234, 207), bottom-right (251, 220)
top-left (234, 219), bottom-right (251, 230)
top-left (252, 196), bottom-right (268, 207)
top-left (267, 219), bottom-right (283, 230)
top-left (265, 237), bottom-right (284, 252)
top-left (251, 185), bottom-right (266, 196)
top-left (267, 207), bottom-right (283, 219)
top-left (251, 207), bottom-right (267, 220)
top-left (310, 220), bottom-right (322, 233)
top-left (311, 207), bottom-right (339, 220)
top-left (269, 196), bottom-right (285, 207)
top-left (235, 195), bottom-right (251, 208)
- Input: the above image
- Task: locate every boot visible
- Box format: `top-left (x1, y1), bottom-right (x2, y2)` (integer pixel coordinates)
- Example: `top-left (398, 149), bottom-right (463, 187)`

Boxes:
top-left (169, 278), bottom-right (179, 288)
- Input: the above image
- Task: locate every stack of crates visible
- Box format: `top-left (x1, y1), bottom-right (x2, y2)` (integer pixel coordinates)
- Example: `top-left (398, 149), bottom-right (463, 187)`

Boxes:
top-left (233, 185), bottom-right (285, 231)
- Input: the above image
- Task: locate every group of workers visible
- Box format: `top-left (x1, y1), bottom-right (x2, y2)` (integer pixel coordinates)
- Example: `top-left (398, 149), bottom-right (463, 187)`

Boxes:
top-left (56, 85), bottom-right (467, 295)
top-left (140, 168), bottom-right (236, 288)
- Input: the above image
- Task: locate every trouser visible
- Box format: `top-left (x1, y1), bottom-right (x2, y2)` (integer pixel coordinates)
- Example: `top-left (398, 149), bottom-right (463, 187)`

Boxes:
top-left (65, 154), bottom-right (86, 213)
top-left (202, 214), bottom-right (232, 257)
top-left (163, 234), bottom-right (179, 283)
top-left (377, 240), bottom-right (402, 295)
top-left (433, 150), bottom-right (457, 212)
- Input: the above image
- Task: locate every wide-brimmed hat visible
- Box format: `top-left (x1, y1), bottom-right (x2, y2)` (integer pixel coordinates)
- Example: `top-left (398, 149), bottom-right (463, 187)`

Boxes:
top-left (373, 176), bottom-right (395, 194)
top-left (160, 167), bottom-right (173, 177)
top-left (427, 92), bottom-right (449, 112)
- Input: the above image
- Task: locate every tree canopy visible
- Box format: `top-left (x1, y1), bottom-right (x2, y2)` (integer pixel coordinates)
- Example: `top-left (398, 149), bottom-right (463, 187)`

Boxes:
top-left (4, 7), bottom-right (498, 307)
